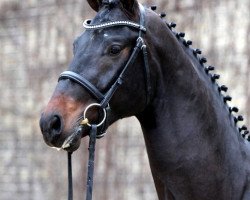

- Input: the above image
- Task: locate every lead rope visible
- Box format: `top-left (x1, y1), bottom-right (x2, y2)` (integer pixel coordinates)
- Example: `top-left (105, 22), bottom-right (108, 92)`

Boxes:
top-left (67, 125), bottom-right (98, 200)
top-left (85, 125), bottom-right (97, 200)
top-left (68, 152), bottom-right (73, 200)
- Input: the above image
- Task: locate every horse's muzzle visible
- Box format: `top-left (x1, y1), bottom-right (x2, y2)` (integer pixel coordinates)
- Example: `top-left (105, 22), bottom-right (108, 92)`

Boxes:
top-left (39, 112), bottom-right (63, 147)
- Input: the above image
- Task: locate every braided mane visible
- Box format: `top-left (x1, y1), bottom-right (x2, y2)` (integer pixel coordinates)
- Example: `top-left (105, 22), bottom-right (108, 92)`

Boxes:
top-left (149, 5), bottom-right (249, 141)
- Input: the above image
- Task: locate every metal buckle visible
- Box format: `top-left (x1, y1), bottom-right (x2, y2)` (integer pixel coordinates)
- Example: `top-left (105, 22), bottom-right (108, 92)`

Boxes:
top-left (83, 103), bottom-right (107, 127)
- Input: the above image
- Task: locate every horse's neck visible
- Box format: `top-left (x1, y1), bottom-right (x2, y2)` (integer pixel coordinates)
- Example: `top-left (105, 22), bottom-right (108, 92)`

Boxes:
top-left (137, 17), bottom-right (250, 198)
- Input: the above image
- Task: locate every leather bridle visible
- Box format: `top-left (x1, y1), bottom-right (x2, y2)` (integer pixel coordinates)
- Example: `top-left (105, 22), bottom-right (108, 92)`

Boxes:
top-left (59, 4), bottom-right (151, 113)
top-left (58, 4), bottom-right (150, 200)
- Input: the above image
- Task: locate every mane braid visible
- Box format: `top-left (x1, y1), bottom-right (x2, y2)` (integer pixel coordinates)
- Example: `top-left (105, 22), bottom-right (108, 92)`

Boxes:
top-left (150, 7), bottom-right (250, 141)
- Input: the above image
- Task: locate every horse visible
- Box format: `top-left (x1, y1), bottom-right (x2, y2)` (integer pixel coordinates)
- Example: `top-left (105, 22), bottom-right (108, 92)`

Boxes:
top-left (39, 0), bottom-right (250, 199)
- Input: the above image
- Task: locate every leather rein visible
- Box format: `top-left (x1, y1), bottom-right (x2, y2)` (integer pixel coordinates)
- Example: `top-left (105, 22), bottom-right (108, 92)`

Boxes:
top-left (58, 4), bottom-right (150, 200)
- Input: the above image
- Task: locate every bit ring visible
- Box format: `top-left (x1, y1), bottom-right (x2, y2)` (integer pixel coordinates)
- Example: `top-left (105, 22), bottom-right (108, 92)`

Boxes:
top-left (83, 103), bottom-right (107, 127)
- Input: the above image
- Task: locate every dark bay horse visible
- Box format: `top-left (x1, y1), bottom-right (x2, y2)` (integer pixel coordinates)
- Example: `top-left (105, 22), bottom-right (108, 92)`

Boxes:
top-left (39, 0), bottom-right (250, 199)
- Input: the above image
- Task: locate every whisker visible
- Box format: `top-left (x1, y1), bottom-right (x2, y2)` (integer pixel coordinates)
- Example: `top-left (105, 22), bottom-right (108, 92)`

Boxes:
top-left (71, 115), bottom-right (85, 131)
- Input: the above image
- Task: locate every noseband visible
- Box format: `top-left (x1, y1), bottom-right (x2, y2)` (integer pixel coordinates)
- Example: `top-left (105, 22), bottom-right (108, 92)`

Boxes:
top-left (58, 4), bottom-right (150, 200)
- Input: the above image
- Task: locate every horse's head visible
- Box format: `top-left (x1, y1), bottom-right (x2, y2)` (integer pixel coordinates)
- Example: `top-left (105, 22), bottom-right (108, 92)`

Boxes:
top-left (39, 0), bottom-right (154, 152)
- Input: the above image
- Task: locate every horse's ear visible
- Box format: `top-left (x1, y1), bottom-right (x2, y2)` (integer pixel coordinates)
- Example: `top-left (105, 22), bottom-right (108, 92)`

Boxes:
top-left (87, 0), bottom-right (102, 12)
top-left (120, 0), bottom-right (138, 14)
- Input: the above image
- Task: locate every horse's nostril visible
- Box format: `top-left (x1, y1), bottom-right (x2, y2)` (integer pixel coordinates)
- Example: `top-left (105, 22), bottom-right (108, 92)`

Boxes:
top-left (40, 113), bottom-right (63, 145)
top-left (49, 115), bottom-right (62, 134)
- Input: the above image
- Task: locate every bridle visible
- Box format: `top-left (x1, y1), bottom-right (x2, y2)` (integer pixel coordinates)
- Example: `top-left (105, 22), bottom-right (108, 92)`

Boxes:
top-left (58, 4), bottom-right (150, 200)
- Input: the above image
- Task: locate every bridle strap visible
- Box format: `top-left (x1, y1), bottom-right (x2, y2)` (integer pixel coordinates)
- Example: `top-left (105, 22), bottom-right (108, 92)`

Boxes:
top-left (60, 37), bottom-right (145, 110)
top-left (85, 125), bottom-right (97, 200)
top-left (67, 125), bottom-right (97, 200)
top-left (139, 4), bottom-right (146, 38)
top-left (59, 5), bottom-right (150, 109)
top-left (138, 3), bottom-right (151, 104)
top-left (100, 37), bottom-right (144, 108)
top-left (142, 44), bottom-right (151, 105)
top-left (65, 4), bottom-right (148, 200)
top-left (59, 71), bottom-right (105, 102)
top-left (83, 19), bottom-right (146, 33)
top-left (68, 152), bottom-right (73, 200)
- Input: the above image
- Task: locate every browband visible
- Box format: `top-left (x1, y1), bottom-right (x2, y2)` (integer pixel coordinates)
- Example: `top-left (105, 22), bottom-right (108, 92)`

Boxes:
top-left (83, 4), bottom-right (146, 33)
top-left (83, 19), bottom-right (146, 32)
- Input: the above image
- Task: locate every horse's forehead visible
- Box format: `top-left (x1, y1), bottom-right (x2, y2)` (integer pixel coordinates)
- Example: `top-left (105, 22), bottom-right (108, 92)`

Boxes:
top-left (93, 4), bottom-right (128, 22)
top-left (74, 4), bottom-right (137, 47)
top-left (103, 0), bottom-right (119, 4)
top-left (75, 29), bottom-right (112, 45)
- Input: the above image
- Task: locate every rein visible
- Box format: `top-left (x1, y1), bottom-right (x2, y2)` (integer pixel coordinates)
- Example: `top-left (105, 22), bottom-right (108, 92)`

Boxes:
top-left (59, 4), bottom-right (149, 200)
top-left (67, 126), bottom-right (97, 200)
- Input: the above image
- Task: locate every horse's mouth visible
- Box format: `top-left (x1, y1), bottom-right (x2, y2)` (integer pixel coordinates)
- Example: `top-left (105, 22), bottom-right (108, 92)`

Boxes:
top-left (60, 139), bottom-right (81, 152)
top-left (46, 125), bottom-right (90, 152)
top-left (60, 126), bottom-right (84, 151)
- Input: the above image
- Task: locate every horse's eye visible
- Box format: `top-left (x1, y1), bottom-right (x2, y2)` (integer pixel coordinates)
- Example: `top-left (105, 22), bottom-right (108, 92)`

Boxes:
top-left (109, 45), bottom-right (122, 56)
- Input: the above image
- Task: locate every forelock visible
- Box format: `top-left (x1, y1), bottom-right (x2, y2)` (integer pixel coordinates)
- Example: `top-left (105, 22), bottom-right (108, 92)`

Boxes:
top-left (102, 0), bottom-right (119, 7)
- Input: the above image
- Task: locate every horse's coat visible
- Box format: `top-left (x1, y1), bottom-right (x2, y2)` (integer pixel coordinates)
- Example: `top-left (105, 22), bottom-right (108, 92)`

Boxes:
top-left (39, 0), bottom-right (250, 199)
